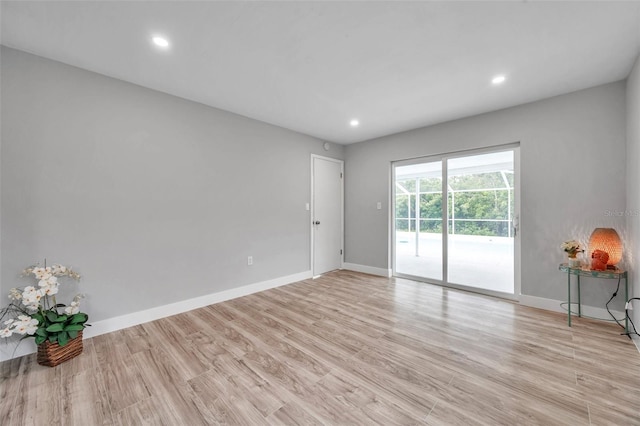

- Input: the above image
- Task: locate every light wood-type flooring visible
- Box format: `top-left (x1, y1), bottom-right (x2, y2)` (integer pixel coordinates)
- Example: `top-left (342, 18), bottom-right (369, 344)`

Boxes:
top-left (1, 270), bottom-right (640, 425)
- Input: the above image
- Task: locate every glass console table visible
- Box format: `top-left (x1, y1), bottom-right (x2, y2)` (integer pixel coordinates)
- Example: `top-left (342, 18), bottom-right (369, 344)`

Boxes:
top-left (559, 264), bottom-right (628, 332)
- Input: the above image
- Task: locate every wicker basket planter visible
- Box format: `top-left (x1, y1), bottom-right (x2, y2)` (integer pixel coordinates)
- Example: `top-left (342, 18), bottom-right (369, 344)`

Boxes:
top-left (36, 331), bottom-right (83, 367)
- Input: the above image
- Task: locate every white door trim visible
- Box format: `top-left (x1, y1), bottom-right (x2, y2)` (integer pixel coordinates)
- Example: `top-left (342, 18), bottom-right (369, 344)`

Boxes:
top-left (310, 154), bottom-right (344, 277)
top-left (513, 146), bottom-right (522, 300)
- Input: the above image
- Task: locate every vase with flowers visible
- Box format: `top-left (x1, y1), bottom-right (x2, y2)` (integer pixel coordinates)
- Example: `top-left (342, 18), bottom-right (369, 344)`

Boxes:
top-left (561, 240), bottom-right (584, 267)
top-left (0, 261), bottom-right (89, 366)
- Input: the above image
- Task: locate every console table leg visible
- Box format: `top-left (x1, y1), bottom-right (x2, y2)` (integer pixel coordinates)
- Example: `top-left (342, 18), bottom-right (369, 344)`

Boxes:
top-left (577, 275), bottom-right (581, 317)
top-left (567, 270), bottom-right (571, 327)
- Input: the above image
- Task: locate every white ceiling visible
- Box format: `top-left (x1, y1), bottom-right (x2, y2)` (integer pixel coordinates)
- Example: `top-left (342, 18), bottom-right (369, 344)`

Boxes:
top-left (2, 1), bottom-right (640, 144)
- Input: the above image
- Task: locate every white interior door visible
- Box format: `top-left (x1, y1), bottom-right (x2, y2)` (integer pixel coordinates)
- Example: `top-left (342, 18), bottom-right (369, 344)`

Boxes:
top-left (312, 156), bottom-right (343, 276)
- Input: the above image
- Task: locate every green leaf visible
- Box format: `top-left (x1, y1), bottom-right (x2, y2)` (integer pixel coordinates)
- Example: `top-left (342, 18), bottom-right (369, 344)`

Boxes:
top-left (46, 310), bottom-right (58, 323)
top-left (68, 330), bottom-right (78, 339)
top-left (45, 309), bottom-right (60, 322)
top-left (58, 331), bottom-right (69, 347)
top-left (48, 335), bottom-right (57, 343)
top-left (64, 324), bottom-right (84, 332)
top-left (35, 335), bottom-right (46, 345)
top-left (70, 313), bottom-right (88, 324)
top-left (52, 315), bottom-right (68, 323)
top-left (45, 323), bottom-right (64, 333)
top-left (35, 327), bottom-right (47, 337)
top-left (33, 313), bottom-right (44, 324)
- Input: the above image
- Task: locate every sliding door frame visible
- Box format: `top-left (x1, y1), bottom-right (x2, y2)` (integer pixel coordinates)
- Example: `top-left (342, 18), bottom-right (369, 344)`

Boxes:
top-left (391, 143), bottom-right (521, 301)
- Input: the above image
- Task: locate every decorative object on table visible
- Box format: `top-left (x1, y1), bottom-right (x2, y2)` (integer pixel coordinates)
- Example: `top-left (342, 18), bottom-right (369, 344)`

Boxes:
top-left (590, 249), bottom-right (610, 271)
top-left (0, 261), bottom-right (89, 367)
top-left (581, 251), bottom-right (591, 269)
top-left (588, 228), bottom-right (623, 268)
top-left (561, 240), bottom-right (583, 267)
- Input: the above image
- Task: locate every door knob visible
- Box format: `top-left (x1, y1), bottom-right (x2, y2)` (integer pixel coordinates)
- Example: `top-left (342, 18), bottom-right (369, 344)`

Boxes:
top-left (314, 221), bottom-right (321, 225)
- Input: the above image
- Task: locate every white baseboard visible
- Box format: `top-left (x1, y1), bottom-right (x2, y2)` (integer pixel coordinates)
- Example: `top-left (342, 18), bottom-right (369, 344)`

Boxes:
top-left (342, 263), bottom-right (392, 277)
top-left (0, 270), bottom-right (311, 362)
top-left (519, 295), bottom-right (566, 314)
top-left (519, 294), bottom-right (626, 322)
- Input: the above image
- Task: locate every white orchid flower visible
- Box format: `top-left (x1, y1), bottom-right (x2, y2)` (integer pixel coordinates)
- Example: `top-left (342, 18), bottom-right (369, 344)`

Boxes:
top-left (13, 324), bottom-right (28, 335)
top-left (8, 288), bottom-right (22, 300)
top-left (64, 304), bottom-right (80, 315)
top-left (32, 267), bottom-right (52, 280)
top-left (52, 264), bottom-right (67, 274)
top-left (42, 285), bottom-right (59, 296)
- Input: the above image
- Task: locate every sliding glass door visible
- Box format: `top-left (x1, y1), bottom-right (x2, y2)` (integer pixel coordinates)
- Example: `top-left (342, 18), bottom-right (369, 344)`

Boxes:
top-left (394, 160), bottom-right (443, 281)
top-left (393, 146), bottom-right (519, 297)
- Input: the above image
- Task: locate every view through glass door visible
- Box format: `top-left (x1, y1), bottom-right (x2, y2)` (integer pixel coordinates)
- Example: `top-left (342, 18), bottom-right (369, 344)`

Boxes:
top-left (393, 147), bottom-right (517, 296)
top-left (394, 160), bottom-right (443, 281)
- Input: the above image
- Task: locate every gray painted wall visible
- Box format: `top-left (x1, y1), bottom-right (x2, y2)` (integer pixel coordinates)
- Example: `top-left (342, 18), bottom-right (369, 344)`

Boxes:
top-left (626, 53), bottom-right (640, 335)
top-left (0, 41), bottom-right (3, 308)
top-left (0, 47), bottom-right (343, 322)
top-left (1, 45), bottom-right (632, 324)
top-left (344, 82), bottom-right (627, 309)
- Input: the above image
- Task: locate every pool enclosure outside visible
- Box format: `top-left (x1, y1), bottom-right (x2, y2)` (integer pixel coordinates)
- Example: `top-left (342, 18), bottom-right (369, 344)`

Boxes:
top-left (393, 149), bottom-right (517, 295)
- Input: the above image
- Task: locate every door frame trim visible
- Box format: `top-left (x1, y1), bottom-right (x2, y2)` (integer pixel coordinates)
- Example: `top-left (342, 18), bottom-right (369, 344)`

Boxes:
top-left (310, 154), bottom-right (344, 278)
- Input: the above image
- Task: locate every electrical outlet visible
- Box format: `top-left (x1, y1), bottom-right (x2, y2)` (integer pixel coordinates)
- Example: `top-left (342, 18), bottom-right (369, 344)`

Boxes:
top-left (247, 256), bottom-right (253, 266)
top-left (377, 202), bottom-right (382, 210)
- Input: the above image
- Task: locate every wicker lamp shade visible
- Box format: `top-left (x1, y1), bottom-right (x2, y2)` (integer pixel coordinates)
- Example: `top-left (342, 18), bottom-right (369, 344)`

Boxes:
top-left (588, 228), bottom-right (623, 266)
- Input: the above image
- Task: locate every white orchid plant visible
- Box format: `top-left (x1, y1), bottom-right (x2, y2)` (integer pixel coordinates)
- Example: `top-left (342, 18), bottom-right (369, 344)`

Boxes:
top-left (0, 262), bottom-right (89, 347)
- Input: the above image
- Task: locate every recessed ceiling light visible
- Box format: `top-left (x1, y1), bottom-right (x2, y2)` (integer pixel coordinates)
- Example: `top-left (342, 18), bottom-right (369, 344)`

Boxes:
top-left (492, 75), bottom-right (506, 85)
top-left (350, 119), bottom-right (359, 127)
top-left (152, 36), bottom-right (170, 48)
